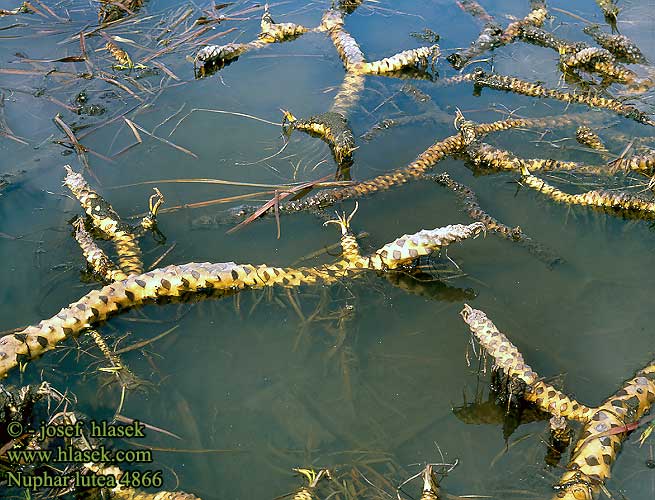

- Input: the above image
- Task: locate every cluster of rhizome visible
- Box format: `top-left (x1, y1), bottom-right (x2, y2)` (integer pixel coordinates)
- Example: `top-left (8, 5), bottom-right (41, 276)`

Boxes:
top-left (2, 1), bottom-right (655, 499)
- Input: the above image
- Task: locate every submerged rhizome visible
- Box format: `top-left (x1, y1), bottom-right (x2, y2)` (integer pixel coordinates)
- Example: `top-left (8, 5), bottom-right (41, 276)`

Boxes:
top-left (1, 0), bottom-right (654, 499)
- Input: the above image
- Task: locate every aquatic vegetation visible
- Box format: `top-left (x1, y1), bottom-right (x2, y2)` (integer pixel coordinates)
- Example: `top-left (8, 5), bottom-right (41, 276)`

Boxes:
top-left (289, 468), bottom-right (331, 500)
top-left (194, 7), bottom-right (308, 74)
top-left (583, 24), bottom-right (647, 64)
top-left (2, 0), bottom-right (655, 498)
top-left (0, 382), bottom-right (201, 500)
top-left (64, 166), bottom-right (163, 276)
top-left (520, 165), bottom-right (655, 216)
top-left (468, 68), bottom-right (655, 126)
top-left (72, 217), bottom-right (129, 282)
top-left (0, 2), bottom-right (30, 17)
top-left (559, 46), bottom-right (638, 84)
top-left (460, 305), bottom-right (655, 500)
top-left (259, 4), bottom-right (309, 43)
top-left (595, 0), bottom-right (620, 27)
top-left (447, 3), bottom-right (546, 69)
top-left (0, 167), bottom-right (485, 377)
top-left (283, 110), bottom-right (356, 177)
top-left (99, 0), bottom-right (145, 24)
top-left (434, 173), bottom-right (562, 267)
top-left (394, 464), bottom-right (443, 500)
top-left (576, 125), bottom-right (607, 152)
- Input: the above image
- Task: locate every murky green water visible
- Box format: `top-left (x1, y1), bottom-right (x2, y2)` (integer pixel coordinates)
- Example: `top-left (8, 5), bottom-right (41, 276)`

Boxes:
top-left (1, 0), bottom-right (655, 498)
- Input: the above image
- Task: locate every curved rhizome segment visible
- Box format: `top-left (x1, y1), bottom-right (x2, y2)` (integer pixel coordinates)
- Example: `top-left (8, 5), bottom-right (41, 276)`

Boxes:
top-left (460, 305), bottom-right (655, 500)
top-left (2, 163), bottom-right (485, 378)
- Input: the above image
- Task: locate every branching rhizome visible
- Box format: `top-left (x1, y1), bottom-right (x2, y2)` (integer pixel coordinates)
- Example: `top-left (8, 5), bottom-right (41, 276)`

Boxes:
top-left (1, 1), bottom-right (655, 499)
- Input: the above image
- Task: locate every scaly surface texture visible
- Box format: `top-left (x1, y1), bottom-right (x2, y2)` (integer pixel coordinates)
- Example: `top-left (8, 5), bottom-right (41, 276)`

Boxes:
top-left (284, 111), bottom-right (355, 166)
top-left (64, 166), bottom-right (143, 275)
top-left (230, 113), bottom-right (603, 216)
top-left (466, 142), bottom-right (584, 173)
top-left (576, 126), bottom-right (607, 152)
top-left (259, 5), bottom-right (308, 42)
top-left (355, 46), bottom-right (439, 74)
top-left (468, 69), bottom-right (655, 126)
top-left (330, 71), bottom-right (366, 117)
top-left (321, 9), bottom-right (365, 70)
top-left (447, 6), bottom-right (546, 69)
top-left (467, 140), bottom-right (655, 178)
top-left (459, 305), bottom-right (594, 422)
top-left (459, 305), bottom-right (655, 500)
top-left (0, 222), bottom-right (484, 377)
top-left (72, 218), bottom-right (128, 282)
top-left (611, 150), bottom-right (655, 174)
top-left (553, 364), bottom-right (655, 499)
top-left (559, 47), bottom-right (638, 84)
top-left (521, 168), bottom-right (655, 215)
top-left (195, 6), bottom-right (309, 73)
top-left (583, 24), bottom-right (646, 63)
top-left (518, 25), bottom-right (586, 53)
top-left (434, 173), bottom-right (523, 240)
top-left (434, 173), bottom-right (562, 267)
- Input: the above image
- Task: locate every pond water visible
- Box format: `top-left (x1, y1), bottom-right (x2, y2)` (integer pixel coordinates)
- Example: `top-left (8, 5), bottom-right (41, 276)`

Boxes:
top-left (1, 0), bottom-right (655, 498)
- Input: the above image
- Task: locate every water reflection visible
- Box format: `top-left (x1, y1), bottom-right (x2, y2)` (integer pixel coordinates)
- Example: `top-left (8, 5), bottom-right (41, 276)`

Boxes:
top-left (1, 0), bottom-right (655, 499)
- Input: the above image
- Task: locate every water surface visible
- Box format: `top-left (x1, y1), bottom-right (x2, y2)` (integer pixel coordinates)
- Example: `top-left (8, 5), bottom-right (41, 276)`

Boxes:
top-left (1, 0), bottom-right (655, 498)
